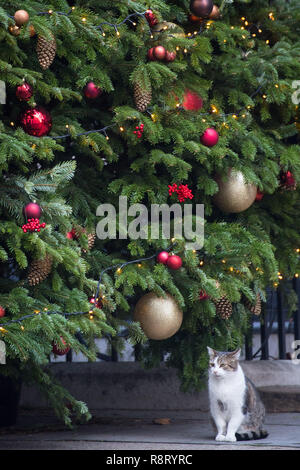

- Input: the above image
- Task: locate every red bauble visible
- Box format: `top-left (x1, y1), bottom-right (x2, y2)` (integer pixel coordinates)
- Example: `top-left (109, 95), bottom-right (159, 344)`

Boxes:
top-left (199, 290), bottom-right (209, 301)
top-left (157, 251), bottom-right (170, 265)
top-left (153, 46), bottom-right (166, 61)
top-left (255, 190), bottom-right (264, 201)
top-left (16, 82), bottom-right (33, 101)
top-left (201, 128), bottom-right (219, 147)
top-left (147, 47), bottom-right (155, 61)
top-left (20, 107), bottom-right (52, 137)
top-left (24, 202), bottom-right (42, 219)
top-left (83, 82), bottom-right (102, 99)
top-left (145, 9), bottom-right (158, 27)
top-left (182, 90), bottom-right (203, 111)
top-left (52, 337), bottom-right (70, 356)
top-left (190, 0), bottom-right (213, 18)
top-left (165, 51), bottom-right (177, 63)
top-left (167, 254), bottom-right (182, 270)
top-left (66, 231), bottom-right (74, 239)
top-left (0, 306), bottom-right (5, 318)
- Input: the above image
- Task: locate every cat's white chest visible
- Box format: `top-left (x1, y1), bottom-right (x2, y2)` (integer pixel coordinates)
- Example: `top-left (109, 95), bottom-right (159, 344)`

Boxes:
top-left (209, 370), bottom-right (246, 413)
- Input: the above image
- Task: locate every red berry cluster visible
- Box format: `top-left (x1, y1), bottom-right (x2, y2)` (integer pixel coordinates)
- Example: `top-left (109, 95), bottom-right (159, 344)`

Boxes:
top-left (22, 218), bottom-right (46, 233)
top-left (145, 9), bottom-right (158, 27)
top-left (168, 183), bottom-right (194, 203)
top-left (89, 297), bottom-right (103, 309)
top-left (280, 171), bottom-right (297, 191)
top-left (133, 123), bottom-right (144, 139)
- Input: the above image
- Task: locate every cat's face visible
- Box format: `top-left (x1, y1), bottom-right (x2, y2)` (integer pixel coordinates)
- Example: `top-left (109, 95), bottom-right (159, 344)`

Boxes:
top-left (207, 347), bottom-right (241, 379)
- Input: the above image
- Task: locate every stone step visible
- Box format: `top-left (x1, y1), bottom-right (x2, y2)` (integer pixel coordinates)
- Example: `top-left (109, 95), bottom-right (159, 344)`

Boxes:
top-left (258, 386), bottom-right (300, 413)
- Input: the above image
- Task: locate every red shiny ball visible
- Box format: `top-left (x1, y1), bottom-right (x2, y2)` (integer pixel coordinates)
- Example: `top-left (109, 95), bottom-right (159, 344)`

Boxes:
top-left (167, 254), bottom-right (182, 270)
top-left (66, 231), bottom-right (74, 239)
top-left (52, 337), bottom-right (70, 356)
top-left (20, 106), bottom-right (52, 137)
top-left (147, 47), bottom-right (155, 61)
top-left (165, 51), bottom-right (177, 63)
top-left (153, 46), bottom-right (166, 61)
top-left (190, 0), bottom-right (213, 18)
top-left (157, 251), bottom-right (170, 265)
top-left (182, 90), bottom-right (203, 111)
top-left (24, 202), bottom-right (42, 219)
top-left (16, 82), bottom-right (33, 101)
top-left (0, 306), bottom-right (5, 318)
top-left (201, 128), bottom-right (219, 147)
top-left (84, 82), bottom-right (102, 99)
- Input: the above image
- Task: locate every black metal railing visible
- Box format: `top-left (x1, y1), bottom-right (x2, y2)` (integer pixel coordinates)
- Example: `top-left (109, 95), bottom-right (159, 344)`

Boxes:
top-left (52, 279), bottom-right (300, 363)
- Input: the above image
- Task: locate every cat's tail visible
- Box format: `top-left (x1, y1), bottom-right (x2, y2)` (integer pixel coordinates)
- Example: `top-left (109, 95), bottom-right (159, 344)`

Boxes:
top-left (236, 429), bottom-right (268, 441)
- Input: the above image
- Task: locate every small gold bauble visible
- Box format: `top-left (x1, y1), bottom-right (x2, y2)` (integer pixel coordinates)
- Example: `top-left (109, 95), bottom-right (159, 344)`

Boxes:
top-left (151, 22), bottom-right (186, 40)
top-left (133, 292), bottom-right (183, 340)
top-left (8, 25), bottom-right (21, 36)
top-left (14, 9), bottom-right (30, 26)
top-left (213, 169), bottom-right (257, 213)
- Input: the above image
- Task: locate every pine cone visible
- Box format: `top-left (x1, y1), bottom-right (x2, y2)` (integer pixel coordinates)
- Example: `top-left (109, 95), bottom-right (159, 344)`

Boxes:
top-left (245, 293), bottom-right (261, 316)
top-left (214, 296), bottom-right (233, 320)
top-left (36, 34), bottom-right (56, 70)
top-left (28, 254), bottom-right (53, 286)
top-left (134, 82), bottom-right (152, 112)
top-left (82, 232), bottom-right (96, 253)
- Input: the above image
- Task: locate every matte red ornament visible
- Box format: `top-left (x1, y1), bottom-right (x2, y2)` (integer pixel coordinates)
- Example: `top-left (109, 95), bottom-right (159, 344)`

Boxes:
top-left (167, 254), bottom-right (182, 270)
top-left (83, 82), bottom-right (102, 99)
top-left (182, 90), bottom-right (203, 111)
top-left (201, 128), bottom-right (219, 147)
top-left (20, 106), bottom-right (52, 137)
top-left (153, 46), bottom-right (166, 61)
top-left (190, 0), bottom-right (213, 18)
top-left (199, 290), bottom-right (209, 301)
top-left (0, 306), bottom-right (5, 318)
top-left (24, 202), bottom-right (42, 219)
top-left (16, 82), bottom-right (33, 101)
top-left (147, 47), bottom-right (155, 61)
top-left (255, 190), bottom-right (264, 201)
top-left (52, 337), bottom-right (70, 356)
top-left (165, 51), bottom-right (177, 63)
top-left (157, 251), bottom-right (170, 265)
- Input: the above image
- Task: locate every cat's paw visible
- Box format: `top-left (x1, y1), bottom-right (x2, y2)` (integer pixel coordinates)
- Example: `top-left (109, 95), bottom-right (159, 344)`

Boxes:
top-left (215, 434), bottom-right (226, 441)
top-left (224, 434), bottom-right (237, 442)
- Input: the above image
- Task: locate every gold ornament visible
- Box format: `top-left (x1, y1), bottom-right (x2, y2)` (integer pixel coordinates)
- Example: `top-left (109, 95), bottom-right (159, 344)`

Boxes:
top-left (9, 25), bottom-right (21, 36)
top-left (151, 22), bottom-right (185, 40)
top-left (14, 9), bottom-right (30, 26)
top-left (133, 292), bottom-right (183, 340)
top-left (213, 169), bottom-right (257, 213)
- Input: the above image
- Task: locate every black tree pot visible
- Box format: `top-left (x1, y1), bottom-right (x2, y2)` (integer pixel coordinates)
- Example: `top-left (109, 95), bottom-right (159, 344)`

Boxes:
top-left (0, 374), bottom-right (22, 427)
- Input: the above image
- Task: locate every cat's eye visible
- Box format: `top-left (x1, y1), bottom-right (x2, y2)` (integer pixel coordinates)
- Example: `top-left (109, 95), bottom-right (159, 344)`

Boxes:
top-left (210, 362), bottom-right (215, 367)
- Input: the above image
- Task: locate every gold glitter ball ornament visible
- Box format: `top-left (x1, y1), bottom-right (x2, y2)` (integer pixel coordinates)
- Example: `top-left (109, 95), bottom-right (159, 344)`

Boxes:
top-left (213, 169), bottom-right (257, 213)
top-left (133, 292), bottom-right (183, 340)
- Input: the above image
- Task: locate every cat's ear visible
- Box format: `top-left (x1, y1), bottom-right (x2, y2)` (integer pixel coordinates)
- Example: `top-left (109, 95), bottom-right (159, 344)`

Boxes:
top-left (231, 348), bottom-right (241, 359)
top-left (207, 346), bottom-right (216, 358)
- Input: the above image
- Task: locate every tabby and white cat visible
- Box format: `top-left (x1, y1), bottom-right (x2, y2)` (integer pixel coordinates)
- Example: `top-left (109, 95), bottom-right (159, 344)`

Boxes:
top-left (207, 347), bottom-right (268, 442)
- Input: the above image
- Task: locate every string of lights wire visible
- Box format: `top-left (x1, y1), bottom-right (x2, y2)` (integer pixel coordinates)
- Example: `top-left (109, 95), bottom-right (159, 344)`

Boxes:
top-left (0, 243), bottom-right (175, 330)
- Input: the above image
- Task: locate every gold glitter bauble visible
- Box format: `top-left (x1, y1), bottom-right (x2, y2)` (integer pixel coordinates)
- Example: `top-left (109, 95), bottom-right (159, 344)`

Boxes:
top-left (151, 22), bottom-right (185, 40)
top-left (133, 292), bottom-right (183, 340)
top-left (213, 169), bottom-right (257, 213)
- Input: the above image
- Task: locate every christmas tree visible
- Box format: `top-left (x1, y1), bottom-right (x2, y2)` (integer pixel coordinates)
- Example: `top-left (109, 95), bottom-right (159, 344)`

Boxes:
top-left (1, 0), bottom-right (300, 424)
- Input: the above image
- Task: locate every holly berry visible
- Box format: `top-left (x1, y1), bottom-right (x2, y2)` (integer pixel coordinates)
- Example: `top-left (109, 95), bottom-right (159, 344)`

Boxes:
top-left (22, 218), bottom-right (46, 233)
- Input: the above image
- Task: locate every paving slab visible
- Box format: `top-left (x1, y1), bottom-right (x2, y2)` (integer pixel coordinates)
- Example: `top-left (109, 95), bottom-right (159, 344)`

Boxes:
top-left (0, 410), bottom-right (299, 450)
